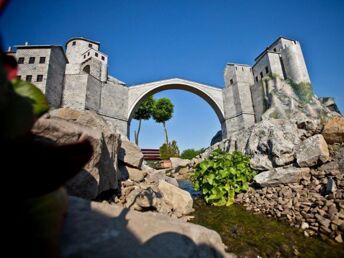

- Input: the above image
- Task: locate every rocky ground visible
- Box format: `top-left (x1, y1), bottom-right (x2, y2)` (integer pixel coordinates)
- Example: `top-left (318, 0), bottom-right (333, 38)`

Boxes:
top-left (196, 113), bottom-right (344, 244)
top-left (235, 152), bottom-right (344, 243)
top-left (32, 107), bottom-right (234, 258)
top-left (32, 100), bottom-right (344, 257)
top-left (61, 196), bottom-right (235, 258)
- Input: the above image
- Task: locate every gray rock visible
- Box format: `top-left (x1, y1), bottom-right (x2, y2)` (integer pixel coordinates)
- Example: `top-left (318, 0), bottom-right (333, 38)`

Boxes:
top-left (119, 138), bottom-right (144, 169)
top-left (170, 157), bottom-right (190, 169)
top-left (296, 118), bottom-right (322, 138)
top-left (301, 222), bottom-right (309, 230)
top-left (322, 176), bottom-right (337, 196)
top-left (158, 180), bottom-right (194, 216)
top-left (61, 197), bottom-right (235, 258)
top-left (254, 167), bottom-right (310, 187)
top-left (125, 188), bottom-right (160, 211)
top-left (119, 166), bottom-right (147, 182)
top-left (297, 134), bottom-right (330, 167)
top-left (250, 154), bottom-right (273, 171)
top-left (33, 108), bottom-right (120, 200)
top-left (246, 119), bottom-right (300, 167)
top-left (145, 170), bottom-right (179, 187)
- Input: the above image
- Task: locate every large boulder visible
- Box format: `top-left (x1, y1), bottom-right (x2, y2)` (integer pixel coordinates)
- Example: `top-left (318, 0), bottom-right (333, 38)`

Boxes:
top-left (32, 108), bottom-right (120, 200)
top-left (170, 157), bottom-right (190, 169)
top-left (119, 136), bottom-right (144, 168)
top-left (250, 154), bottom-right (273, 171)
top-left (246, 119), bottom-right (300, 167)
top-left (296, 134), bottom-right (330, 167)
top-left (322, 116), bottom-right (344, 144)
top-left (61, 197), bottom-right (235, 258)
top-left (158, 180), bottom-right (194, 216)
top-left (254, 167), bottom-right (310, 187)
top-left (119, 165), bottom-right (147, 182)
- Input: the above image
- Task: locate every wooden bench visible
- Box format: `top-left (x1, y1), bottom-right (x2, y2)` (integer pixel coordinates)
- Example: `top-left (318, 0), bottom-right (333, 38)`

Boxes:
top-left (141, 149), bottom-right (161, 161)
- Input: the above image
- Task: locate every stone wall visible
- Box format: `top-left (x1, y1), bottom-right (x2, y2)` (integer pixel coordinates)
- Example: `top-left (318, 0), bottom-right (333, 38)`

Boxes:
top-left (46, 47), bottom-right (67, 108)
top-left (16, 48), bottom-right (51, 94)
top-left (85, 75), bottom-right (102, 112)
top-left (99, 80), bottom-right (129, 134)
top-left (62, 74), bottom-right (89, 110)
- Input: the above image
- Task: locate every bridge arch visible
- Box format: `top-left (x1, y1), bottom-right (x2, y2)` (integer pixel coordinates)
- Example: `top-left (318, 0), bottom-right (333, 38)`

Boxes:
top-left (127, 78), bottom-right (225, 126)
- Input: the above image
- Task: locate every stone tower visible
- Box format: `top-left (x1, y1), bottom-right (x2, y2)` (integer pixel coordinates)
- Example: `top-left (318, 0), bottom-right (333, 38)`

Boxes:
top-left (65, 37), bottom-right (108, 82)
top-left (252, 37), bottom-right (310, 84)
top-left (222, 64), bottom-right (256, 137)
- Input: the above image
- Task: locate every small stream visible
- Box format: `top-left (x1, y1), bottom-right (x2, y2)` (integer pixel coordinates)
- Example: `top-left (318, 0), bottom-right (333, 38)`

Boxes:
top-left (178, 180), bottom-right (344, 258)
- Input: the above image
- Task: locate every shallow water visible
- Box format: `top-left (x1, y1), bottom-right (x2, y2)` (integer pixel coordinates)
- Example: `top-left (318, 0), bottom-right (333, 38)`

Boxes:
top-left (178, 180), bottom-right (344, 258)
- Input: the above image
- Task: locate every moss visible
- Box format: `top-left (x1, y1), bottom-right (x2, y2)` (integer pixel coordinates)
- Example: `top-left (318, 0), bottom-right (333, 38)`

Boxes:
top-left (269, 73), bottom-right (280, 79)
top-left (270, 110), bottom-right (282, 119)
top-left (192, 199), bottom-right (344, 258)
top-left (286, 79), bottom-right (314, 103)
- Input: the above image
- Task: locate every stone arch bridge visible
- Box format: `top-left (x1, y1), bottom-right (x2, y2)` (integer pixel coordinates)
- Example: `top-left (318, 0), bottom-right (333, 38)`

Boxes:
top-left (128, 78), bottom-right (224, 124)
top-left (89, 71), bottom-right (256, 141)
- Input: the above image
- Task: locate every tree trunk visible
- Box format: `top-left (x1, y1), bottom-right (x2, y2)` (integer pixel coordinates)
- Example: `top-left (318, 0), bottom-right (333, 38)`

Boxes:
top-left (135, 119), bottom-right (142, 145)
top-left (163, 121), bottom-right (169, 145)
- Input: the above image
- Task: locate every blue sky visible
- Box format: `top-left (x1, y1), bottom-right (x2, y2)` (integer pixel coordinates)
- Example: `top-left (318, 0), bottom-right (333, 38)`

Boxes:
top-left (1, 0), bottom-right (343, 151)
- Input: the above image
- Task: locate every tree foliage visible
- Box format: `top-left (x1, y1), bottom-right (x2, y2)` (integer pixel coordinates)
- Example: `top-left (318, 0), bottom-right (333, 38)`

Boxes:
top-left (133, 95), bottom-right (155, 145)
top-left (152, 98), bottom-right (174, 144)
top-left (152, 98), bottom-right (174, 123)
top-left (192, 149), bottom-right (255, 206)
top-left (180, 148), bottom-right (205, 160)
top-left (159, 140), bottom-right (180, 160)
top-left (133, 95), bottom-right (154, 120)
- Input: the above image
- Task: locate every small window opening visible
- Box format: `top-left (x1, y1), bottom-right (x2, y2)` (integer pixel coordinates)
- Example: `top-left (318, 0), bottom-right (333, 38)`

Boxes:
top-left (36, 74), bottom-right (43, 82)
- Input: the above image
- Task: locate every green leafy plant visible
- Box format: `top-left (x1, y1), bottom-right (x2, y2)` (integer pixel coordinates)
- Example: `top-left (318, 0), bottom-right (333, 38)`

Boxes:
top-left (180, 148), bottom-right (205, 160)
top-left (192, 149), bottom-right (255, 206)
top-left (159, 140), bottom-right (180, 160)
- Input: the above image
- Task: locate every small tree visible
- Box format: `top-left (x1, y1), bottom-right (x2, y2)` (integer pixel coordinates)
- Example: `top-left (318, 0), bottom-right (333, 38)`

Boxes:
top-left (159, 140), bottom-right (180, 160)
top-left (181, 148), bottom-right (205, 160)
top-left (133, 96), bottom-right (154, 145)
top-left (152, 98), bottom-right (174, 145)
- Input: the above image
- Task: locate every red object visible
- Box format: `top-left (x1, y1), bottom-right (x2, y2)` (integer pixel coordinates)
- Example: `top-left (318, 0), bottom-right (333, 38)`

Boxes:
top-left (5, 65), bottom-right (17, 80)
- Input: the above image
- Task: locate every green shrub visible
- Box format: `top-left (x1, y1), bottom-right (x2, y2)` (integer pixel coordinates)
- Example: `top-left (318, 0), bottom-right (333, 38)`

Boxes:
top-left (159, 140), bottom-right (180, 160)
top-left (180, 148), bottom-right (205, 160)
top-left (192, 149), bottom-right (255, 206)
top-left (286, 79), bottom-right (314, 103)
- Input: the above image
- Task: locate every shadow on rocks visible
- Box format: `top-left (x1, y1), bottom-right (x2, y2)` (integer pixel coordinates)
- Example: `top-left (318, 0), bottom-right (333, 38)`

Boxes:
top-left (60, 197), bottom-right (227, 258)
